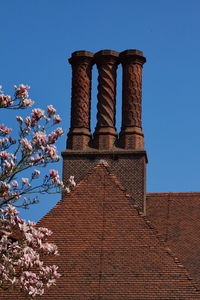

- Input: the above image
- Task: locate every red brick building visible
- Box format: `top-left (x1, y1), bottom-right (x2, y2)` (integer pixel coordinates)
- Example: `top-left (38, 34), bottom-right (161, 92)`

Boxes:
top-left (3, 50), bottom-right (200, 299)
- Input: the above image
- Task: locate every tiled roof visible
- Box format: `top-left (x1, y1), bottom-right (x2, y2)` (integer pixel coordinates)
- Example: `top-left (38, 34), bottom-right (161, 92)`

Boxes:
top-left (146, 192), bottom-right (200, 290)
top-left (2, 163), bottom-right (200, 299)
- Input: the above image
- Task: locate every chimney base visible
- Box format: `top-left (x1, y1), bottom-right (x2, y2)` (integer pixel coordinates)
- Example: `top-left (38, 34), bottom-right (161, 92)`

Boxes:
top-left (119, 127), bottom-right (144, 150)
top-left (67, 128), bottom-right (91, 150)
top-left (93, 127), bottom-right (117, 150)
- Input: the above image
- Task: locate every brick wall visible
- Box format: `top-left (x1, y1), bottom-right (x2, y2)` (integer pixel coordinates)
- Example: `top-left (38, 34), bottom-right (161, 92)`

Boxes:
top-left (62, 150), bottom-right (147, 211)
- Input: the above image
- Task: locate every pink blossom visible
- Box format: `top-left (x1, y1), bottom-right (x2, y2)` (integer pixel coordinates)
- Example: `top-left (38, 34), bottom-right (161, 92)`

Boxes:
top-left (0, 124), bottom-right (12, 135)
top-left (0, 137), bottom-right (9, 146)
top-left (48, 131), bottom-right (57, 144)
top-left (4, 160), bottom-right (11, 169)
top-left (16, 116), bottom-right (23, 123)
top-left (48, 127), bottom-right (63, 144)
top-left (33, 131), bottom-right (47, 146)
top-left (49, 170), bottom-right (63, 187)
top-left (53, 114), bottom-right (62, 124)
top-left (32, 169), bottom-right (40, 178)
top-left (21, 98), bottom-right (34, 107)
top-left (0, 181), bottom-right (10, 191)
top-left (0, 151), bottom-right (11, 159)
top-left (55, 127), bottom-right (64, 136)
top-left (69, 176), bottom-right (76, 187)
top-left (31, 108), bottom-right (45, 121)
top-left (47, 105), bottom-right (56, 115)
top-left (20, 138), bottom-right (33, 151)
top-left (25, 116), bottom-right (31, 127)
top-left (49, 169), bottom-right (58, 178)
top-left (44, 145), bottom-right (57, 159)
top-left (12, 181), bottom-right (18, 188)
top-left (65, 187), bottom-right (70, 193)
top-left (0, 95), bottom-right (13, 107)
top-left (14, 84), bottom-right (30, 99)
top-left (22, 178), bottom-right (29, 185)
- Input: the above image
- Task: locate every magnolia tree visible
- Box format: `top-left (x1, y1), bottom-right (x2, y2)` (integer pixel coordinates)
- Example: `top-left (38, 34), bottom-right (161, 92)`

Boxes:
top-left (0, 85), bottom-right (75, 298)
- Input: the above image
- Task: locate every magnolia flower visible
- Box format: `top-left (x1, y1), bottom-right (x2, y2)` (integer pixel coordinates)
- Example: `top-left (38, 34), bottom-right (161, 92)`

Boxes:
top-left (44, 145), bottom-right (57, 159)
top-left (22, 178), bottom-right (29, 185)
top-left (32, 169), bottom-right (40, 178)
top-left (31, 108), bottom-right (45, 121)
top-left (47, 105), bottom-right (56, 115)
top-left (0, 181), bottom-right (10, 191)
top-left (48, 128), bottom-right (63, 144)
top-left (0, 151), bottom-right (11, 159)
top-left (49, 169), bottom-right (58, 178)
top-left (22, 99), bottom-right (34, 107)
top-left (0, 95), bottom-right (13, 107)
top-left (25, 116), bottom-right (31, 127)
top-left (14, 84), bottom-right (30, 99)
top-left (20, 138), bottom-right (33, 151)
top-left (16, 116), bottom-right (23, 123)
top-left (53, 114), bottom-right (62, 124)
top-left (0, 125), bottom-right (12, 135)
top-left (69, 176), bottom-right (76, 187)
top-left (33, 131), bottom-right (47, 146)
top-left (55, 127), bottom-right (64, 136)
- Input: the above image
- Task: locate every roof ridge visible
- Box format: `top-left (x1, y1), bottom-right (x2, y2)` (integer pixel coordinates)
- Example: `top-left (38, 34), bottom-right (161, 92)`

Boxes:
top-left (146, 192), bottom-right (200, 197)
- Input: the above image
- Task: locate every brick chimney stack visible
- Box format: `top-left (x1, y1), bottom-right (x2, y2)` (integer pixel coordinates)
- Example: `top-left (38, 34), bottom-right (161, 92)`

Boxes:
top-left (119, 50), bottom-right (146, 150)
top-left (67, 51), bottom-right (94, 150)
top-left (63, 49), bottom-right (147, 212)
top-left (93, 50), bottom-right (119, 150)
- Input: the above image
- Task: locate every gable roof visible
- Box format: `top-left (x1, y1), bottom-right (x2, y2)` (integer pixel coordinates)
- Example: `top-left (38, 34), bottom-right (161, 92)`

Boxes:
top-left (146, 192), bottom-right (200, 290)
top-left (2, 165), bottom-right (200, 299)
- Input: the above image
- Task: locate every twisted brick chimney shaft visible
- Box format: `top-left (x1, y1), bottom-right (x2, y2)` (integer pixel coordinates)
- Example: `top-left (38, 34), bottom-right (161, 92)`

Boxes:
top-left (119, 50), bottom-right (146, 150)
top-left (93, 50), bottom-right (119, 150)
top-left (67, 51), bottom-right (94, 150)
top-left (67, 49), bottom-right (146, 151)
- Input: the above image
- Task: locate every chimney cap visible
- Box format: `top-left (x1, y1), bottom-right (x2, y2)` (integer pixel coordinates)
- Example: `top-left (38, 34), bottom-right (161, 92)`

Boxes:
top-left (120, 49), bottom-right (146, 64)
top-left (71, 50), bottom-right (94, 58)
top-left (119, 49), bottom-right (146, 65)
top-left (120, 49), bottom-right (144, 56)
top-left (69, 50), bottom-right (94, 64)
top-left (94, 49), bottom-right (119, 57)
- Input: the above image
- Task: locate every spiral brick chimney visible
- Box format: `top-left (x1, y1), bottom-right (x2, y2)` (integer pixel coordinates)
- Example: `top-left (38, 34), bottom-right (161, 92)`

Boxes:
top-left (63, 49), bottom-right (147, 212)
top-left (93, 50), bottom-right (119, 150)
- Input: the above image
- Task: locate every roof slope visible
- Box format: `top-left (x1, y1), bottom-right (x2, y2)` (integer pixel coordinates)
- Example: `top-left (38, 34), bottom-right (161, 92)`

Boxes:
top-left (146, 192), bottom-right (200, 290)
top-left (2, 166), bottom-right (200, 299)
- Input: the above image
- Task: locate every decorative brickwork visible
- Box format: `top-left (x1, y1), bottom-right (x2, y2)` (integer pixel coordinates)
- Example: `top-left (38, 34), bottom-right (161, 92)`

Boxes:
top-left (119, 49), bottom-right (146, 150)
top-left (62, 150), bottom-right (147, 211)
top-left (67, 51), bottom-right (94, 150)
top-left (93, 50), bottom-right (119, 150)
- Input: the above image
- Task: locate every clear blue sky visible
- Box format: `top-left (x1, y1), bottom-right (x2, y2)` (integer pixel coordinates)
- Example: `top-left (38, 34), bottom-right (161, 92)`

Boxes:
top-left (1, 0), bottom-right (200, 221)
